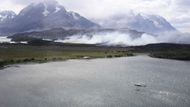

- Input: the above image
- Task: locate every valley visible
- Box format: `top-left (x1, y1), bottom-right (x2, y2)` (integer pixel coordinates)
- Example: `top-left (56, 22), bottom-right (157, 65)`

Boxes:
top-left (0, 42), bottom-right (133, 67)
top-left (0, 0), bottom-right (190, 107)
top-left (0, 41), bottom-right (190, 68)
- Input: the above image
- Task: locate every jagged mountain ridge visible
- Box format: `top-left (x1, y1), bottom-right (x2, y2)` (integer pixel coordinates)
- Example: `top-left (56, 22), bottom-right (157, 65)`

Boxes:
top-left (97, 12), bottom-right (176, 34)
top-left (0, 0), bottom-right (99, 34)
top-left (0, 11), bottom-right (16, 23)
top-left (0, 0), bottom-right (177, 36)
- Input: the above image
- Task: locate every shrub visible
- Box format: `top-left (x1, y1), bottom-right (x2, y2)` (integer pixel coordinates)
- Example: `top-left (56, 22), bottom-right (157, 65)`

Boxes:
top-left (127, 53), bottom-right (134, 56)
top-left (114, 55), bottom-right (122, 57)
top-left (107, 55), bottom-right (113, 58)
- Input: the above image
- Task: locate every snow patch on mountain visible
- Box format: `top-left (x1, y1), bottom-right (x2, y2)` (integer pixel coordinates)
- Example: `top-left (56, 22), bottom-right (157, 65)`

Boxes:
top-left (43, 2), bottom-right (50, 16)
top-left (0, 0), bottom-right (99, 33)
top-left (0, 11), bottom-right (16, 22)
top-left (141, 14), bottom-right (163, 28)
top-left (0, 15), bottom-right (7, 21)
top-left (153, 21), bottom-right (162, 28)
top-left (70, 12), bottom-right (80, 20)
top-left (55, 6), bottom-right (61, 13)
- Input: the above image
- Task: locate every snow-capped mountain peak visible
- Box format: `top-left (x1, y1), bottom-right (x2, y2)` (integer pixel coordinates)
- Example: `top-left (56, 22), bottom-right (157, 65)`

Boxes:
top-left (0, 0), bottom-right (99, 34)
top-left (18, 0), bottom-right (66, 17)
top-left (40, 0), bottom-right (65, 16)
top-left (70, 12), bottom-right (80, 20)
top-left (42, 2), bottom-right (51, 16)
top-left (0, 10), bottom-right (16, 22)
top-left (98, 12), bottom-right (176, 34)
top-left (138, 13), bottom-right (166, 28)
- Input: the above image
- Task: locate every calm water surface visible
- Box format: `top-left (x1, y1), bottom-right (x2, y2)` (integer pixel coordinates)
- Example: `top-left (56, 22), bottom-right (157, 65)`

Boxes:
top-left (0, 56), bottom-right (190, 107)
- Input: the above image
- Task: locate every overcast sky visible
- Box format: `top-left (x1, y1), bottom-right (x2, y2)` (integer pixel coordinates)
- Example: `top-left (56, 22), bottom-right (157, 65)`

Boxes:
top-left (0, 0), bottom-right (190, 33)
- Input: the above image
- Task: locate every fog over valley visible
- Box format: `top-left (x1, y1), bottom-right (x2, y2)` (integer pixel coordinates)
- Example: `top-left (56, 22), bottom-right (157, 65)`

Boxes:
top-left (59, 31), bottom-right (190, 46)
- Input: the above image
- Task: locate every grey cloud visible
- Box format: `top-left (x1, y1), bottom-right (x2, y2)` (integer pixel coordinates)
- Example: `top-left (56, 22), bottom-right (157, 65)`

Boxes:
top-left (8, 0), bottom-right (57, 5)
top-left (176, 0), bottom-right (190, 7)
top-left (11, 0), bottom-right (32, 5)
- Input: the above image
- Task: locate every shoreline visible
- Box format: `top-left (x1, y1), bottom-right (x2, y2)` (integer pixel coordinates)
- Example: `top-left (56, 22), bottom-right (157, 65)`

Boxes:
top-left (0, 55), bottom-right (135, 69)
top-left (1, 43), bottom-right (190, 68)
top-left (1, 54), bottom-right (190, 70)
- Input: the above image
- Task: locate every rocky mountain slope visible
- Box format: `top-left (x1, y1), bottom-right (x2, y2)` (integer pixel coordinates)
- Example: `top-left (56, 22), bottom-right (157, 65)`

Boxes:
top-left (0, 0), bottom-right (99, 34)
top-left (97, 12), bottom-right (176, 34)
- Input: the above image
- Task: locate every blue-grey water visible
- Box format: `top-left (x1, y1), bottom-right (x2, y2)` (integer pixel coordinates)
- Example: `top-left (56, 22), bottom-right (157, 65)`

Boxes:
top-left (0, 56), bottom-right (190, 107)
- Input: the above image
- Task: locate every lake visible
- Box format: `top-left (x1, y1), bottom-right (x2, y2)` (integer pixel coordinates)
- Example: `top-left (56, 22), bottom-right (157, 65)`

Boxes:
top-left (0, 56), bottom-right (190, 107)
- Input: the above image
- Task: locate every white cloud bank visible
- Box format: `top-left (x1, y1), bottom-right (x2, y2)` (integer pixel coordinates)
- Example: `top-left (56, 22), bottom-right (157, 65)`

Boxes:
top-left (59, 32), bottom-right (190, 46)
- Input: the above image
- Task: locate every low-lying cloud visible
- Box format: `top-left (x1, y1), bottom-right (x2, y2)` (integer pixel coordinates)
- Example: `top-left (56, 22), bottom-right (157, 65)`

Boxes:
top-left (59, 32), bottom-right (190, 46)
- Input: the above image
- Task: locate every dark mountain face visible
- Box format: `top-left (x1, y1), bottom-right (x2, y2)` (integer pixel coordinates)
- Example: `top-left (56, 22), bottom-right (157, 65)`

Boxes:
top-left (0, 0), bottom-right (99, 34)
